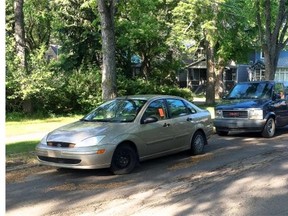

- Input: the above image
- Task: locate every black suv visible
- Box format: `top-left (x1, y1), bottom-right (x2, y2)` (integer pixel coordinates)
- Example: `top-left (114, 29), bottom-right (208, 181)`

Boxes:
top-left (214, 81), bottom-right (288, 137)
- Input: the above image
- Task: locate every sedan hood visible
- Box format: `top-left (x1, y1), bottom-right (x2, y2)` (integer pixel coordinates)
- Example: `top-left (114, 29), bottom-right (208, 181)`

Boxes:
top-left (216, 99), bottom-right (271, 110)
top-left (46, 120), bottom-right (130, 143)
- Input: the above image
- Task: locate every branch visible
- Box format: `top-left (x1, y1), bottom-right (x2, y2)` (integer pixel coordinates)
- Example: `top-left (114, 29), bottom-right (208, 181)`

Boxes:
top-left (272, 0), bottom-right (286, 43)
top-left (255, 0), bottom-right (264, 44)
top-left (265, 0), bottom-right (271, 43)
top-left (184, 21), bottom-right (193, 33)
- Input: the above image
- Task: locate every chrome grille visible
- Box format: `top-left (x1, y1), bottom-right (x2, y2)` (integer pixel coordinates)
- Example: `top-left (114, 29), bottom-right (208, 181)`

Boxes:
top-left (223, 111), bottom-right (248, 118)
top-left (47, 142), bottom-right (75, 148)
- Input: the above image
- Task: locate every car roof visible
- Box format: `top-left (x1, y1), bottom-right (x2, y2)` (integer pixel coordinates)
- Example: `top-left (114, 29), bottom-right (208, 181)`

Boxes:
top-left (239, 80), bottom-right (275, 84)
top-left (115, 95), bottom-right (183, 101)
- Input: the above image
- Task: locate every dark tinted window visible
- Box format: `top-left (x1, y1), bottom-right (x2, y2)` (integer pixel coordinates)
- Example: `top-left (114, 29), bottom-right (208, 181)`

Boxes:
top-left (166, 99), bottom-right (189, 118)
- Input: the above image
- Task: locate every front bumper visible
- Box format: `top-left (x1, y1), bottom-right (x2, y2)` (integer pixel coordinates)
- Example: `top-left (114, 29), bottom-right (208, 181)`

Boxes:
top-left (214, 118), bottom-right (266, 132)
top-left (35, 144), bottom-right (115, 169)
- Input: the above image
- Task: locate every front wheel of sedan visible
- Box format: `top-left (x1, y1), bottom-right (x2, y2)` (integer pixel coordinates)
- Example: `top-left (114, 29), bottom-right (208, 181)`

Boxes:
top-left (110, 145), bottom-right (137, 175)
top-left (190, 131), bottom-right (206, 155)
top-left (261, 117), bottom-right (275, 138)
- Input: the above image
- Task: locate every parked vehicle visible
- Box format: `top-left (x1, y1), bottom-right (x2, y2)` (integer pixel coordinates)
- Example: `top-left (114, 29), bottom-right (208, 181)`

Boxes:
top-left (214, 81), bottom-right (288, 138)
top-left (36, 95), bottom-right (213, 174)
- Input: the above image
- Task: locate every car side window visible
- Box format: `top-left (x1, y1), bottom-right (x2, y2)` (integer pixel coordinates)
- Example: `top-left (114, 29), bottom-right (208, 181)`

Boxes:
top-left (185, 102), bottom-right (198, 114)
top-left (142, 99), bottom-right (167, 121)
top-left (166, 99), bottom-right (189, 118)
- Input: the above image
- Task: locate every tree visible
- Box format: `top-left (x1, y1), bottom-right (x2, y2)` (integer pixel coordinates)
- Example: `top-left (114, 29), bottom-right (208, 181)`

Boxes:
top-left (116, 0), bottom-right (180, 82)
top-left (97, 0), bottom-right (117, 100)
top-left (24, 0), bottom-right (52, 53)
top-left (254, 0), bottom-right (288, 80)
top-left (14, 0), bottom-right (27, 69)
top-left (51, 0), bottom-right (102, 70)
top-left (171, 0), bottom-right (256, 103)
top-left (171, 0), bottom-right (221, 104)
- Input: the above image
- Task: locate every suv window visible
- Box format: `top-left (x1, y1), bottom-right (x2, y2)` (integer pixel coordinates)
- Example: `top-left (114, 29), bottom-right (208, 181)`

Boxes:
top-left (227, 82), bottom-right (273, 99)
top-left (275, 83), bottom-right (285, 99)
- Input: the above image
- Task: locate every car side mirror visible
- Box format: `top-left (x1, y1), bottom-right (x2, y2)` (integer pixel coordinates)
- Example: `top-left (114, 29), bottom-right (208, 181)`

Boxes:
top-left (141, 116), bottom-right (158, 124)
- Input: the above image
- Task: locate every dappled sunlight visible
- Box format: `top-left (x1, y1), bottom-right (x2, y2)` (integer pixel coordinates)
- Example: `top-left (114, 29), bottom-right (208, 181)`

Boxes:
top-left (6, 133), bottom-right (288, 216)
top-left (168, 153), bottom-right (214, 171)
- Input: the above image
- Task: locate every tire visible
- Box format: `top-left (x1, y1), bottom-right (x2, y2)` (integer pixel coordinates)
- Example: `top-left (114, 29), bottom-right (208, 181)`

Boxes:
top-left (216, 129), bottom-right (229, 136)
top-left (261, 117), bottom-right (275, 138)
top-left (190, 131), bottom-right (206, 155)
top-left (110, 145), bottom-right (137, 175)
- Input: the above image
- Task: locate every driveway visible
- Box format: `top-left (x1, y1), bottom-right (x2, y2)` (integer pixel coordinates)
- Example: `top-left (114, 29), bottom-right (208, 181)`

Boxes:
top-left (6, 127), bottom-right (288, 216)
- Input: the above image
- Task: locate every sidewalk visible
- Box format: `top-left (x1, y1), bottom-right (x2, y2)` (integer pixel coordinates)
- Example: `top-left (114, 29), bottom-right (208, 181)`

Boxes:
top-left (6, 132), bottom-right (46, 144)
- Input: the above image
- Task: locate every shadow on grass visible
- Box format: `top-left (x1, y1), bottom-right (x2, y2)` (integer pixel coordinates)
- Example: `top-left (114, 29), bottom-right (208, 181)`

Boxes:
top-left (6, 140), bottom-right (39, 155)
top-left (6, 140), bottom-right (40, 170)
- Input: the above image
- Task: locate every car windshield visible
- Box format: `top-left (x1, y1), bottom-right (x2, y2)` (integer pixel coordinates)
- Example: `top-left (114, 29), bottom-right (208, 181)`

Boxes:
top-left (81, 99), bottom-right (147, 122)
top-left (226, 82), bottom-right (273, 99)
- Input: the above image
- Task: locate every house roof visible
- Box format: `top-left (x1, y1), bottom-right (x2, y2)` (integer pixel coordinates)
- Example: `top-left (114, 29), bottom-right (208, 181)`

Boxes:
top-left (185, 57), bottom-right (206, 69)
top-left (249, 60), bottom-right (265, 70)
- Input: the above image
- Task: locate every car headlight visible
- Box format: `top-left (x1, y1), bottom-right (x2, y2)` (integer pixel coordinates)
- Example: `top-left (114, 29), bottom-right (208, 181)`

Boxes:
top-left (39, 134), bottom-right (48, 145)
top-left (78, 136), bottom-right (106, 147)
top-left (249, 109), bottom-right (263, 120)
top-left (215, 110), bottom-right (223, 118)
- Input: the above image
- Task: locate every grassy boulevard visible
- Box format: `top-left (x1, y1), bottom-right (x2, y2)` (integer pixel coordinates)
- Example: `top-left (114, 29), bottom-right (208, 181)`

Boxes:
top-left (6, 115), bottom-right (81, 169)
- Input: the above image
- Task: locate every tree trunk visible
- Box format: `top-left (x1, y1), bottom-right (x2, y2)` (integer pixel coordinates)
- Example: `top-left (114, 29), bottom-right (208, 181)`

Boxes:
top-left (205, 40), bottom-right (215, 105)
top-left (263, 45), bottom-right (279, 80)
top-left (98, 0), bottom-right (117, 100)
top-left (256, 0), bottom-right (288, 80)
top-left (14, 0), bottom-right (27, 69)
top-left (215, 66), bottom-right (224, 99)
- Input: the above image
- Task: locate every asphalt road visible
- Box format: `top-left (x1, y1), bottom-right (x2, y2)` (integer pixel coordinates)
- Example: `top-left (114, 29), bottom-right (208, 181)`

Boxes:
top-left (6, 127), bottom-right (288, 216)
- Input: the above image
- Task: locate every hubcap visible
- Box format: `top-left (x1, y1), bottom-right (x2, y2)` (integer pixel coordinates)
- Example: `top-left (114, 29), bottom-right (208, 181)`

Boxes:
top-left (116, 151), bottom-right (130, 168)
top-left (194, 135), bottom-right (204, 151)
top-left (267, 119), bottom-right (274, 134)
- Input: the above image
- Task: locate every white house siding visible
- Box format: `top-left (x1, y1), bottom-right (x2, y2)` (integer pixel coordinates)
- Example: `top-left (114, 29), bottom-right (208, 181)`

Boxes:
top-left (275, 67), bottom-right (288, 81)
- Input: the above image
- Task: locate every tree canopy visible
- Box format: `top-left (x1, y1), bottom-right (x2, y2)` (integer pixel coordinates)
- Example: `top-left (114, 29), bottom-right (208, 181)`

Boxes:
top-left (5, 0), bottom-right (288, 114)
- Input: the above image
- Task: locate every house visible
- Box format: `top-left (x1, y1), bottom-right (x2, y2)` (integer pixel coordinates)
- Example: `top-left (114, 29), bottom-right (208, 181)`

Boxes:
top-left (45, 45), bottom-right (60, 62)
top-left (179, 49), bottom-right (288, 94)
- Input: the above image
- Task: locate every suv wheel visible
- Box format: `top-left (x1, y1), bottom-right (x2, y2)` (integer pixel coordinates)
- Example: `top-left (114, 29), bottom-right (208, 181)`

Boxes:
top-left (216, 129), bottom-right (229, 136)
top-left (261, 117), bottom-right (275, 138)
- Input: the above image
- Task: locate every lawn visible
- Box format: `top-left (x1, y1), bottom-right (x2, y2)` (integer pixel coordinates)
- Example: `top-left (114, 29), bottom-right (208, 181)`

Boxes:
top-left (6, 115), bottom-right (81, 168)
top-left (6, 115), bottom-right (81, 137)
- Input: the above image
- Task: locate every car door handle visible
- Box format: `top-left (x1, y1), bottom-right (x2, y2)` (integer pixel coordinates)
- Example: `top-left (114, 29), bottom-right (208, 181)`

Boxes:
top-left (163, 123), bottom-right (170, 127)
top-left (187, 117), bottom-right (192, 121)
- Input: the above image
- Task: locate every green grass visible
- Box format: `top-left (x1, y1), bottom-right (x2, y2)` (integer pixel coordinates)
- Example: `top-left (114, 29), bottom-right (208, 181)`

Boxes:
top-left (6, 140), bottom-right (39, 155)
top-left (6, 115), bottom-right (81, 165)
top-left (6, 115), bottom-right (81, 137)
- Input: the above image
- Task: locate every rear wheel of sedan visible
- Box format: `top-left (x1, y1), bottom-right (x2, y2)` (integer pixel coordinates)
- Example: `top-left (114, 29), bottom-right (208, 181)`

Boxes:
top-left (261, 117), bottom-right (275, 138)
top-left (110, 145), bottom-right (137, 175)
top-left (190, 131), bottom-right (206, 155)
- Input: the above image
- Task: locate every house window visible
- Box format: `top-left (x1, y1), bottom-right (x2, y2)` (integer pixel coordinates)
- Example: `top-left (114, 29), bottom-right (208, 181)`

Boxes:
top-left (260, 51), bottom-right (265, 59)
top-left (253, 70), bottom-right (264, 81)
top-left (275, 68), bottom-right (288, 81)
